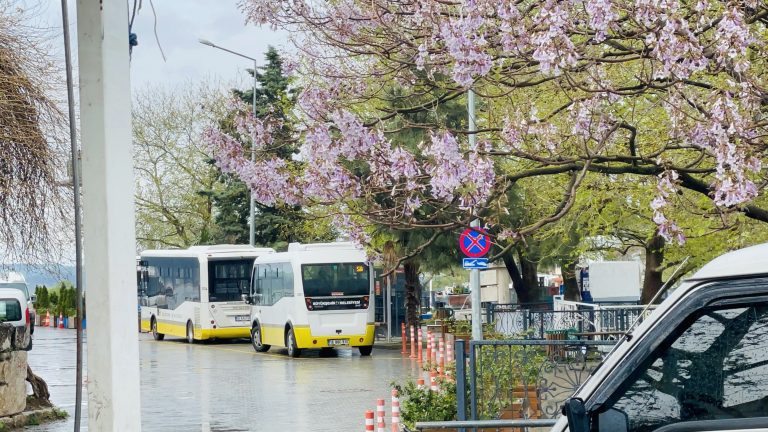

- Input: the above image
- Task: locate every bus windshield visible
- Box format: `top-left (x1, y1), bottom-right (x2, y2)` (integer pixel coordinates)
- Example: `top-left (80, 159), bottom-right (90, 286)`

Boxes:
top-left (301, 263), bottom-right (370, 297)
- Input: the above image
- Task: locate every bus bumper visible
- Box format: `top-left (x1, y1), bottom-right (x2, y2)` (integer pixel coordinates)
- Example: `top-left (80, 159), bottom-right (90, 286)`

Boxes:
top-left (199, 326), bottom-right (250, 340)
top-left (294, 324), bottom-right (375, 348)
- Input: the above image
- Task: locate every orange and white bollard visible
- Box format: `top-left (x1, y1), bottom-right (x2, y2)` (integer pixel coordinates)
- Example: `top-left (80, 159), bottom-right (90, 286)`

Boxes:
top-left (365, 410), bottom-right (374, 432)
top-left (409, 325), bottom-right (416, 359)
top-left (416, 328), bottom-right (423, 363)
top-left (416, 378), bottom-right (425, 389)
top-left (401, 323), bottom-right (407, 354)
top-left (45, 311), bottom-right (51, 327)
top-left (391, 389), bottom-right (400, 432)
top-left (426, 330), bottom-right (432, 363)
top-left (438, 336), bottom-right (445, 376)
top-left (376, 399), bottom-right (386, 432)
top-left (429, 371), bottom-right (438, 391)
top-left (431, 333), bottom-right (437, 364)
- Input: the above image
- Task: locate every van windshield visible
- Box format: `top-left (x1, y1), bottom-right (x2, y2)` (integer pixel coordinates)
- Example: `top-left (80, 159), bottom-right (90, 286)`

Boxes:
top-left (0, 283), bottom-right (29, 300)
top-left (0, 299), bottom-right (22, 322)
top-left (301, 263), bottom-right (370, 297)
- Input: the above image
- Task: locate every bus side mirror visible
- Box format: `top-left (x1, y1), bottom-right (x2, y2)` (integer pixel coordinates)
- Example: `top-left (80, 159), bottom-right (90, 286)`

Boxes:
top-left (564, 398), bottom-right (589, 432)
top-left (30, 294), bottom-right (37, 303)
top-left (242, 294), bottom-right (251, 304)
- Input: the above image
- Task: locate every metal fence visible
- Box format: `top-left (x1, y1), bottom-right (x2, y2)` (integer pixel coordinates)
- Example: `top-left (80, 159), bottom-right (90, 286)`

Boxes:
top-left (453, 339), bottom-right (615, 430)
top-left (488, 304), bottom-right (653, 339)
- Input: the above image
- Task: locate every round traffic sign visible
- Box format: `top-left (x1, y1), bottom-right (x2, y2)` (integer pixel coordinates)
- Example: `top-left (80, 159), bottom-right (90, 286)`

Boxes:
top-left (459, 228), bottom-right (491, 258)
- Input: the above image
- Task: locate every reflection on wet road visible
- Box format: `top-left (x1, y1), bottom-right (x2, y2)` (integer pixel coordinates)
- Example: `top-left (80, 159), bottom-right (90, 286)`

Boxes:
top-left (27, 327), bottom-right (417, 431)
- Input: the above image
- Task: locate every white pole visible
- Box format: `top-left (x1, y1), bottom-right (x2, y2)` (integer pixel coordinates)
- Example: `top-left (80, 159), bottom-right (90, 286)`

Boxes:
top-left (250, 59), bottom-right (257, 246)
top-left (77, 1), bottom-right (142, 430)
top-left (468, 89), bottom-right (483, 341)
top-left (386, 275), bottom-right (392, 342)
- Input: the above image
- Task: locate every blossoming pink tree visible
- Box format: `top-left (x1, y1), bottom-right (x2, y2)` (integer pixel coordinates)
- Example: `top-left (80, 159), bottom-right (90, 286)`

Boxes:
top-left (205, 0), bottom-right (768, 262)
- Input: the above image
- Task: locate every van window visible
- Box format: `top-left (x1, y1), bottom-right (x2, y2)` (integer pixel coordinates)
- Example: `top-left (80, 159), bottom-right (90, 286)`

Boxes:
top-left (599, 301), bottom-right (768, 432)
top-left (0, 299), bottom-right (22, 322)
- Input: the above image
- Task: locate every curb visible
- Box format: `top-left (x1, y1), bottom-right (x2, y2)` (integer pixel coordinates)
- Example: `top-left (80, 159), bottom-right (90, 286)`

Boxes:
top-left (0, 406), bottom-right (67, 429)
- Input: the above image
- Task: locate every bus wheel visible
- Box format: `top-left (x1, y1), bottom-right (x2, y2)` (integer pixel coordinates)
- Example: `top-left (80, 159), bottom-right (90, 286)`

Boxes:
top-left (251, 324), bottom-right (270, 353)
top-left (151, 317), bottom-right (164, 341)
top-left (186, 321), bottom-right (196, 344)
top-left (286, 327), bottom-right (301, 358)
top-left (358, 345), bottom-right (373, 356)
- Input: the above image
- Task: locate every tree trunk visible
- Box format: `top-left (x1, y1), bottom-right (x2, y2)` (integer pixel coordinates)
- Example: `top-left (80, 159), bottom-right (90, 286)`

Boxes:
top-left (501, 249), bottom-right (530, 304)
top-left (26, 365), bottom-right (51, 403)
top-left (519, 250), bottom-right (540, 304)
top-left (561, 260), bottom-right (581, 301)
top-left (403, 259), bottom-right (421, 328)
top-left (642, 232), bottom-right (665, 304)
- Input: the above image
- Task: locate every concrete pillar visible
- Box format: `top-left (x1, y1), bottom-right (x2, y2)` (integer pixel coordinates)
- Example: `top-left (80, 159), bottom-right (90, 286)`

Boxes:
top-left (76, 1), bottom-right (141, 430)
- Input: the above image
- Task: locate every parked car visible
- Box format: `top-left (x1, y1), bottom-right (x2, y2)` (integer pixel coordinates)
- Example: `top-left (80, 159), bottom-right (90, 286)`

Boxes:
top-left (0, 287), bottom-right (32, 350)
top-left (0, 272), bottom-right (35, 335)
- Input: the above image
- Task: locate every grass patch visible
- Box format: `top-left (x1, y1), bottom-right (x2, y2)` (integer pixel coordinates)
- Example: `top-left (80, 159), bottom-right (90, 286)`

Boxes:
top-left (53, 408), bottom-right (69, 419)
top-left (26, 414), bottom-right (40, 426)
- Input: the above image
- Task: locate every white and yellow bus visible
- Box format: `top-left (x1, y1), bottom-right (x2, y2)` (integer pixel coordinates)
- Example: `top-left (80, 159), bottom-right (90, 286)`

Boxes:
top-left (246, 242), bottom-right (375, 357)
top-left (138, 245), bottom-right (275, 342)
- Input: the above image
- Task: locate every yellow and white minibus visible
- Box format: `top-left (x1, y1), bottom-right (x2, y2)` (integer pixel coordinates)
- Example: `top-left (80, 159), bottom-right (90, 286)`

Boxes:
top-left (246, 242), bottom-right (375, 357)
top-left (138, 245), bottom-right (275, 342)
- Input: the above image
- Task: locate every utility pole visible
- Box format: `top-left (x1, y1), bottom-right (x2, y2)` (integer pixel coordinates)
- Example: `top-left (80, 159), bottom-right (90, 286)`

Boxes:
top-left (468, 89), bottom-right (483, 341)
top-left (77, 1), bottom-right (141, 429)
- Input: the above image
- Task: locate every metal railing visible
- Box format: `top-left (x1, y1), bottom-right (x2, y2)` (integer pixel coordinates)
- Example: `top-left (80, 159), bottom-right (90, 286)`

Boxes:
top-left (448, 338), bottom-right (614, 432)
top-left (488, 304), bottom-right (653, 339)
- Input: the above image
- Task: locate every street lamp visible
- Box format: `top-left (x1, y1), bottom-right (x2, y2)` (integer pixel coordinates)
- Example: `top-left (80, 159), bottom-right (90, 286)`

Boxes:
top-left (199, 38), bottom-right (258, 247)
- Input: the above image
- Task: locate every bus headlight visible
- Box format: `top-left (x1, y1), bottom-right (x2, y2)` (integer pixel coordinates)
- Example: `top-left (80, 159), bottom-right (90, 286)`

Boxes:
top-left (362, 296), bottom-right (369, 309)
top-left (305, 297), bottom-right (314, 311)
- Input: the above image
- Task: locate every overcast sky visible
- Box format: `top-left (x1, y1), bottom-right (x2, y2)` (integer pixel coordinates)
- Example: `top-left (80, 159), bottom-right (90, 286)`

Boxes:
top-left (40, 0), bottom-right (288, 92)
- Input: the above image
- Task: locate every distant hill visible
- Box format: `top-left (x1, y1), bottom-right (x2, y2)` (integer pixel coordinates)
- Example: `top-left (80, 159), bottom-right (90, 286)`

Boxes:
top-left (5, 264), bottom-right (76, 291)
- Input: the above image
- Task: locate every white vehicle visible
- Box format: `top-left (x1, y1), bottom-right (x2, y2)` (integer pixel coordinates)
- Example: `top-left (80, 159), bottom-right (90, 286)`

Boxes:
top-left (138, 245), bottom-right (275, 343)
top-left (0, 287), bottom-right (32, 350)
top-left (246, 242), bottom-right (375, 357)
top-left (0, 272), bottom-right (36, 335)
top-left (418, 242), bottom-right (768, 432)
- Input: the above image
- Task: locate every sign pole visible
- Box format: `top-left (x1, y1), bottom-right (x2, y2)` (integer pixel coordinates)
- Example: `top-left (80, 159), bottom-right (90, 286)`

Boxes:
top-left (469, 220), bottom-right (483, 341)
top-left (468, 87), bottom-right (483, 341)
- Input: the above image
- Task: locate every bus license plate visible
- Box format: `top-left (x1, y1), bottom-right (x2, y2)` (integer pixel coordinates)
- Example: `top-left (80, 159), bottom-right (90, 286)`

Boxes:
top-left (234, 315), bottom-right (250, 322)
top-left (328, 339), bottom-right (349, 346)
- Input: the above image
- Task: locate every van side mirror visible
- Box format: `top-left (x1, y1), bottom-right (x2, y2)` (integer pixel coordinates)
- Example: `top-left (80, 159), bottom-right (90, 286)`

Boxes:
top-left (564, 398), bottom-right (589, 432)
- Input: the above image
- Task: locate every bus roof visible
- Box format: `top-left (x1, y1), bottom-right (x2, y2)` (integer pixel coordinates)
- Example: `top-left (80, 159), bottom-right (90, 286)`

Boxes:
top-left (258, 242), bottom-right (367, 265)
top-left (141, 245), bottom-right (275, 259)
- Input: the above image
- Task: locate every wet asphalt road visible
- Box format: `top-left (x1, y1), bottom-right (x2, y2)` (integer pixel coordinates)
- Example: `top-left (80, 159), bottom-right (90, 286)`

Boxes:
top-left (26, 326), bottom-right (417, 431)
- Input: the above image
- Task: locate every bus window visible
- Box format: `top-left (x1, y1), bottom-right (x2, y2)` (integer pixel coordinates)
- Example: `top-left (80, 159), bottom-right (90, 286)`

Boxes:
top-left (209, 259), bottom-right (254, 302)
top-left (301, 263), bottom-right (370, 297)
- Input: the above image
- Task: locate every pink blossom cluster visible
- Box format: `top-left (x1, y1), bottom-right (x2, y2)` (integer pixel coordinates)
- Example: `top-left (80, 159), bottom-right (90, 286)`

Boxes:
top-left (423, 132), bottom-right (495, 208)
top-left (531, 0), bottom-right (578, 76)
top-left (713, 7), bottom-right (753, 73)
top-left (203, 126), bottom-right (296, 206)
top-left (438, 4), bottom-right (493, 86)
top-left (651, 170), bottom-right (686, 245)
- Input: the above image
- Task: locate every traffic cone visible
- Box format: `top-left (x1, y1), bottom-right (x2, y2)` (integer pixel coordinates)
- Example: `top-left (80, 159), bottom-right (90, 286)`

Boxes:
top-left (59, 313), bottom-right (64, 329)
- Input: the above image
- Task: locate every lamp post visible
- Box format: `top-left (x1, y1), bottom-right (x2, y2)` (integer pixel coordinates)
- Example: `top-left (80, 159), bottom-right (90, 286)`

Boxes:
top-left (199, 38), bottom-right (258, 246)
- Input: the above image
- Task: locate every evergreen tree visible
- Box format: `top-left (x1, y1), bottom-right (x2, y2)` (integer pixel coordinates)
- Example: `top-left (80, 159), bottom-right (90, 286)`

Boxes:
top-left (210, 47), bottom-right (332, 248)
